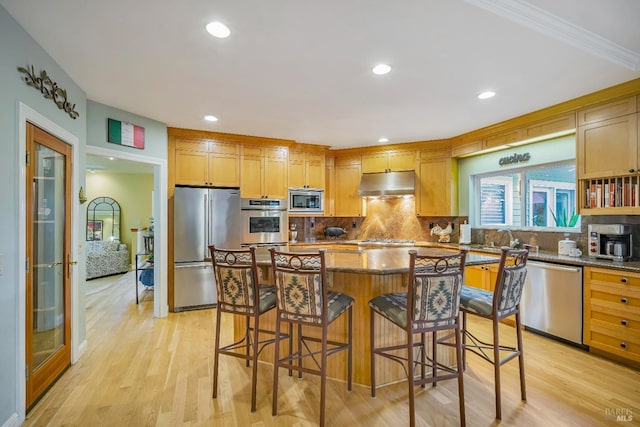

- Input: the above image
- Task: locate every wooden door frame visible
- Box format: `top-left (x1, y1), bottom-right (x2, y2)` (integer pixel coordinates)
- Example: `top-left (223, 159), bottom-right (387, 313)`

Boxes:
top-left (17, 103), bottom-right (81, 421)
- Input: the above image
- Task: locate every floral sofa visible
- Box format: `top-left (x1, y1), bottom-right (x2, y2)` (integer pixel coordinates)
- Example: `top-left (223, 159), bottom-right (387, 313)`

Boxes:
top-left (86, 240), bottom-right (130, 280)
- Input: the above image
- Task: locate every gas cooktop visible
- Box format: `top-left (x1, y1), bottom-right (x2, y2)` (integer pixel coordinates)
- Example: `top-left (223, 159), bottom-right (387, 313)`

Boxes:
top-left (357, 239), bottom-right (416, 247)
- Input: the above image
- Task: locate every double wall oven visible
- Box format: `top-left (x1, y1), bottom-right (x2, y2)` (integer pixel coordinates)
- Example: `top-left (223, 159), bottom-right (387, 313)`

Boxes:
top-left (241, 198), bottom-right (288, 246)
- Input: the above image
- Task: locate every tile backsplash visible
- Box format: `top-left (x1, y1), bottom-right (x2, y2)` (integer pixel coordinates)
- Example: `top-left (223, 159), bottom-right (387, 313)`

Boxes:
top-left (288, 198), bottom-right (640, 258)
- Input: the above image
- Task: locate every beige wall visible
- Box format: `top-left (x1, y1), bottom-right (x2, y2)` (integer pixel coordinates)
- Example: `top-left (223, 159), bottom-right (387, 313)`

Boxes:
top-left (86, 171), bottom-right (154, 264)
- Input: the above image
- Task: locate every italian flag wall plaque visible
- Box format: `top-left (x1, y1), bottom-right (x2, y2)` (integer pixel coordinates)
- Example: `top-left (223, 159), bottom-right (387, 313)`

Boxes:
top-left (107, 118), bottom-right (145, 149)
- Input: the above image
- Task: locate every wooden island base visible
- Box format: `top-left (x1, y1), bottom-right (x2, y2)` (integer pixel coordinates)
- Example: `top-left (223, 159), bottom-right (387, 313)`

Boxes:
top-left (234, 269), bottom-right (456, 387)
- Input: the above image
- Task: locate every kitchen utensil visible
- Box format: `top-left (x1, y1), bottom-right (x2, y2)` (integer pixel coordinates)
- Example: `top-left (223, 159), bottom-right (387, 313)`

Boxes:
top-left (558, 236), bottom-right (576, 256)
top-left (614, 243), bottom-right (626, 257)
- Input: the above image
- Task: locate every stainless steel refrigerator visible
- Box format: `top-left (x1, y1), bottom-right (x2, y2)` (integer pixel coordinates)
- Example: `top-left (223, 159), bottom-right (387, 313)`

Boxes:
top-left (173, 187), bottom-right (241, 311)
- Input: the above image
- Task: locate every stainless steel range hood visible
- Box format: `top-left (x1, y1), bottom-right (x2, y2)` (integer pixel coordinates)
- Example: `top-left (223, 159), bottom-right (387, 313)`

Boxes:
top-left (357, 170), bottom-right (415, 197)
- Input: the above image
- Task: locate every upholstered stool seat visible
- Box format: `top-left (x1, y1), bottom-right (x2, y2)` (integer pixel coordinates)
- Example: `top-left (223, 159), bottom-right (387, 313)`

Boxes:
top-left (459, 286), bottom-right (494, 316)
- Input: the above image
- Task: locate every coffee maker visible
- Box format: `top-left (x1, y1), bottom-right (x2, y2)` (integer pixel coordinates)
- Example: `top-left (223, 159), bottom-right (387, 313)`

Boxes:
top-left (588, 224), bottom-right (633, 261)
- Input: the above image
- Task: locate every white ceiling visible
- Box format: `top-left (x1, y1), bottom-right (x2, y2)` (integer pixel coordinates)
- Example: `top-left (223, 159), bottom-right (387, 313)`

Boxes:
top-left (3, 0), bottom-right (640, 150)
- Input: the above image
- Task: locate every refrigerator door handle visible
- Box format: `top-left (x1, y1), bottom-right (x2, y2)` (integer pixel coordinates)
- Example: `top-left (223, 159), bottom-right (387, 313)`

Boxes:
top-left (204, 193), bottom-right (209, 257)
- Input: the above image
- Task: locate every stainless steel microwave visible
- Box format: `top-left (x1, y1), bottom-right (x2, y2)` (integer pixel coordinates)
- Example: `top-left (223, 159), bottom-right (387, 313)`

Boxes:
top-left (288, 188), bottom-right (324, 213)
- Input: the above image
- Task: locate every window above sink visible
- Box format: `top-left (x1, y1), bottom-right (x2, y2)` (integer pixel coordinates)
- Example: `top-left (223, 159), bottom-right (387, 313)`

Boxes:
top-left (472, 160), bottom-right (580, 231)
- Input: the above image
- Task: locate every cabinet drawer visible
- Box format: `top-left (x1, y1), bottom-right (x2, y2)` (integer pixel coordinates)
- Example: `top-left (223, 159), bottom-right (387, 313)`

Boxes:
top-left (589, 286), bottom-right (640, 314)
top-left (589, 309), bottom-right (640, 335)
top-left (586, 267), bottom-right (640, 287)
top-left (587, 330), bottom-right (640, 363)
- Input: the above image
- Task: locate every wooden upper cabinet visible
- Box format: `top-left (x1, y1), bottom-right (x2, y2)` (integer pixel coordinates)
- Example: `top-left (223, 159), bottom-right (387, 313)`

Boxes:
top-left (483, 129), bottom-right (523, 150)
top-left (416, 148), bottom-right (456, 216)
top-left (523, 114), bottom-right (576, 140)
top-left (577, 113), bottom-right (638, 178)
top-left (361, 150), bottom-right (415, 173)
top-left (451, 140), bottom-right (481, 158)
top-left (334, 156), bottom-right (362, 216)
top-left (324, 157), bottom-right (335, 216)
top-left (175, 139), bottom-right (239, 187)
top-left (288, 151), bottom-right (325, 189)
top-left (578, 97), bottom-right (637, 126)
top-left (240, 145), bottom-right (288, 199)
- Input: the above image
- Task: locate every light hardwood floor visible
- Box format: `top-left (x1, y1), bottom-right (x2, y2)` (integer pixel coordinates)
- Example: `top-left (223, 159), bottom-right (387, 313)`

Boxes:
top-left (24, 272), bottom-right (639, 426)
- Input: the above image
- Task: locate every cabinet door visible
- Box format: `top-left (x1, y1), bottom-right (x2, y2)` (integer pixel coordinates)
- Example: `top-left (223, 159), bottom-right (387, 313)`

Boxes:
top-left (335, 163), bottom-right (362, 216)
top-left (209, 153), bottom-right (239, 187)
top-left (306, 153), bottom-right (325, 189)
top-left (416, 157), bottom-right (452, 216)
top-left (288, 153), bottom-right (306, 188)
top-left (264, 156), bottom-right (288, 199)
top-left (388, 150), bottom-right (415, 171)
top-left (325, 159), bottom-right (335, 216)
top-left (577, 114), bottom-right (638, 178)
top-left (361, 153), bottom-right (389, 173)
top-left (240, 155), bottom-right (264, 198)
top-left (175, 150), bottom-right (208, 186)
top-left (464, 265), bottom-right (486, 289)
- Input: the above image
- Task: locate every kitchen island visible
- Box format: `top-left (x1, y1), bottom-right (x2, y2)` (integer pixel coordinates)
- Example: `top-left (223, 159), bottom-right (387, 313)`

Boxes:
top-left (234, 245), bottom-right (499, 387)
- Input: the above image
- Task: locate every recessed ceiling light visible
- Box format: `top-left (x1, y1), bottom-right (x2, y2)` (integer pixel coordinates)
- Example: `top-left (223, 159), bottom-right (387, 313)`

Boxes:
top-left (206, 21), bottom-right (230, 38)
top-left (478, 91), bottom-right (496, 99)
top-left (204, 115), bottom-right (219, 122)
top-left (378, 137), bottom-right (389, 143)
top-left (372, 64), bottom-right (391, 75)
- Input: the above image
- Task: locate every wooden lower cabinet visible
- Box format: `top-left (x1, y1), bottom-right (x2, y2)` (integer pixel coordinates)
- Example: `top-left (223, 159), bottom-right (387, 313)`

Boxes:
top-left (584, 267), bottom-right (640, 366)
top-left (464, 263), bottom-right (498, 291)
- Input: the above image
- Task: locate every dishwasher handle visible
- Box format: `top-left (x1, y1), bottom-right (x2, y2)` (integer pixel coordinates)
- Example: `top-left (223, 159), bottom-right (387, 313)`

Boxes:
top-left (527, 261), bottom-right (582, 273)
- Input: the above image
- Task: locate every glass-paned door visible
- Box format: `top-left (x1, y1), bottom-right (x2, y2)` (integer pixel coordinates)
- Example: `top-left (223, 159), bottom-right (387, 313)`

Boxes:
top-left (25, 122), bottom-right (72, 409)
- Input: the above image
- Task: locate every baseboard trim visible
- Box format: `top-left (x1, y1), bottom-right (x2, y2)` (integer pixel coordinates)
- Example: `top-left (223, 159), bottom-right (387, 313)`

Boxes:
top-left (1, 413), bottom-right (20, 427)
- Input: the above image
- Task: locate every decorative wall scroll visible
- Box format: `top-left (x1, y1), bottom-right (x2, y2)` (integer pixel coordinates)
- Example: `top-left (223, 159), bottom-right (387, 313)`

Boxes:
top-left (17, 65), bottom-right (80, 119)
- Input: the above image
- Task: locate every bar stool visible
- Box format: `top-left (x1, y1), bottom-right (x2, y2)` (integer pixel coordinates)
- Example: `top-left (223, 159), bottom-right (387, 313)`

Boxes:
top-left (269, 248), bottom-right (354, 427)
top-left (459, 247), bottom-right (529, 419)
top-left (209, 245), bottom-right (277, 412)
top-left (369, 249), bottom-right (467, 427)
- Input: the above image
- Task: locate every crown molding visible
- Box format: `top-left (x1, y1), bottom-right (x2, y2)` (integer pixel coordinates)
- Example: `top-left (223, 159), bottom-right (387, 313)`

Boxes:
top-left (465, 0), bottom-right (640, 71)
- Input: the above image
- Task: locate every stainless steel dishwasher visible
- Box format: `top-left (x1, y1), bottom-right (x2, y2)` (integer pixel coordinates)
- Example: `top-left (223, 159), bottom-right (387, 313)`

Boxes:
top-left (520, 261), bottom-right (584, 346)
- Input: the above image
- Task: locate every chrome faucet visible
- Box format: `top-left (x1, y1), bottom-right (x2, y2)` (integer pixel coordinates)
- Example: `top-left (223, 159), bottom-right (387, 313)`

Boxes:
top-left (498, 228), bottom-right (520, 248)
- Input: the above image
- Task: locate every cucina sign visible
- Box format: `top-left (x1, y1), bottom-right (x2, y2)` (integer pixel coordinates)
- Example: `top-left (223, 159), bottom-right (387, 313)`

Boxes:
top-left (499, 152), bottom-right (530, 166)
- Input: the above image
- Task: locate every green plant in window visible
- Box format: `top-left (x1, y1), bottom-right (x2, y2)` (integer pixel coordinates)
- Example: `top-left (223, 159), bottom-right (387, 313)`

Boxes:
top-left (550, 209), bottom-right (580, 227)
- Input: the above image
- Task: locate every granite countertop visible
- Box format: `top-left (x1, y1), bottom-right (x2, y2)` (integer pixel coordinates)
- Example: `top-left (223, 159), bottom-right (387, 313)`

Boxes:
top-left (254, 245), bottom-right (498, 275)
top-left (288, 239), bottom-right (640, 273)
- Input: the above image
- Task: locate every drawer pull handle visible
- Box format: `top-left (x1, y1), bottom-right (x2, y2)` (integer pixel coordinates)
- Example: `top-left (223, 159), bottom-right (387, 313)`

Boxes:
top-left (621, 298), bottom-right (628, 304)
top-left (621, 320), bottom-right (629, 326)
top-left (620, 342), bottom-right (627, 349)
top-left (620, 277), bottom-right (628, 283)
